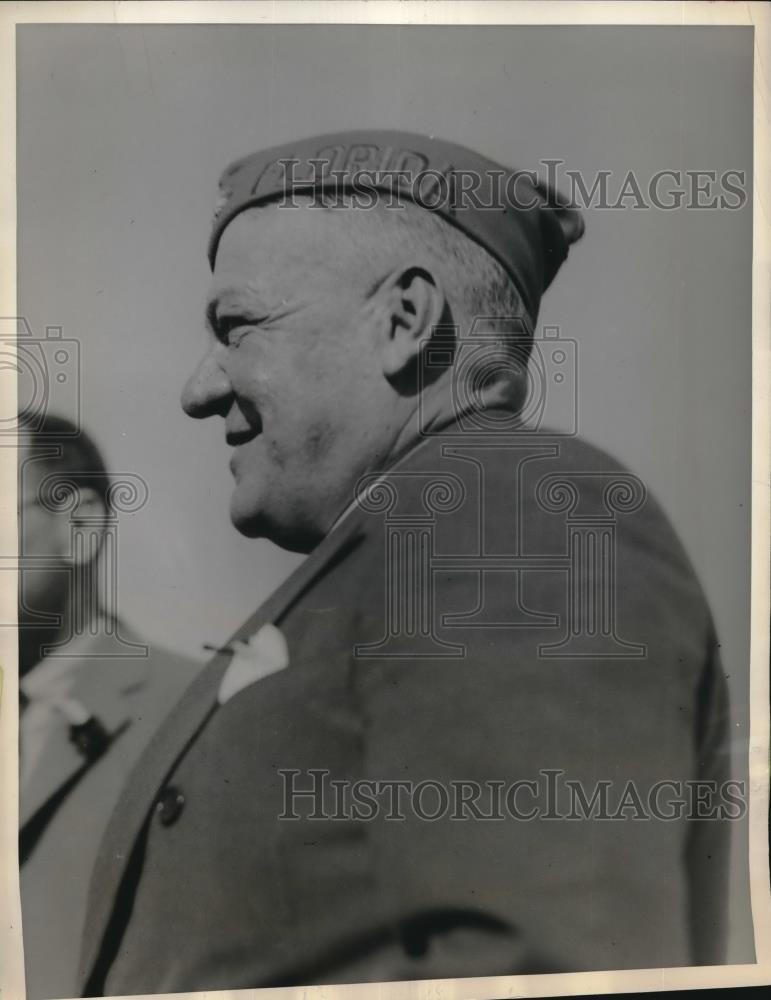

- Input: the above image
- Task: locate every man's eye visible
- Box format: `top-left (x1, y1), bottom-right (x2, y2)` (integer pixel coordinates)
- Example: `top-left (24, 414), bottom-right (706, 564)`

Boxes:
top-left (217, 317), bottom-right (255, 346)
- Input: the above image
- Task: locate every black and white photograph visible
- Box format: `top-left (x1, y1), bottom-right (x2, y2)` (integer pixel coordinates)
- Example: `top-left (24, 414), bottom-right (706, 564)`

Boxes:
top-left (1, 4), bottom-right (770, 1000)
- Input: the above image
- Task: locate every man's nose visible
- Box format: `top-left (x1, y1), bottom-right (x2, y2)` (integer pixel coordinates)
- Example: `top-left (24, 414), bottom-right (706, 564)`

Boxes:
top-left (181, 351), bottom-right (233, 419)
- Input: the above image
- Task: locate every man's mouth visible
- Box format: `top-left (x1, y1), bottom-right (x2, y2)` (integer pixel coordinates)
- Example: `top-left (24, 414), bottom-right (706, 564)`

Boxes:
top-left (226, 425), bottom-right (260, 448)
top-left (229, 447), bottom-right (245, 478)
top-left (226, 414), bottom-right (262, 475)
top-left (228, 434), bottom-right (260, 478)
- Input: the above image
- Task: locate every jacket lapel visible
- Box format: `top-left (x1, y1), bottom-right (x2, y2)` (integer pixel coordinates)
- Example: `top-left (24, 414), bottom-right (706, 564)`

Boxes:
top-left (80, 516), bottom-right (365, 986)
top-left (19, 631), bottom-right (150, 827)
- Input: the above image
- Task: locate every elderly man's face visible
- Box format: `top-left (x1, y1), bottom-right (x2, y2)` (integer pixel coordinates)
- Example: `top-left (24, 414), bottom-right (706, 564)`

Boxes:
top-left (182, 206), bottom-right (392, 551)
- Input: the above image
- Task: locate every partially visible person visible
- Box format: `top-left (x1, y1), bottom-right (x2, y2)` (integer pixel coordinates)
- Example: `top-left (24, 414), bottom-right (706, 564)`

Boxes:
top-left (17, 413), bottom-right (198, 1000)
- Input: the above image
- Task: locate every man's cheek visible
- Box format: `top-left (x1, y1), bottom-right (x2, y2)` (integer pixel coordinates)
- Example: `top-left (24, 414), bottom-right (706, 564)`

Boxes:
top-left (264, 433), bottom-right (288, 472)
top-left (301, 418), bottom-right (335, 463)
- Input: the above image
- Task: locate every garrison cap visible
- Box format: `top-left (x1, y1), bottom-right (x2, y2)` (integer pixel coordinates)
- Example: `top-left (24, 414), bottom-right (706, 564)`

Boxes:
top-left (209, 130), bottom-right (585, 324)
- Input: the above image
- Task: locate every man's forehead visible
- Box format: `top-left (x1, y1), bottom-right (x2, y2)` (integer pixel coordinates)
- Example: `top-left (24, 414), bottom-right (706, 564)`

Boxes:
top-left (216, 204), bottom-right (340, 262)
top-left (209, 205), bottom-right (355, 303)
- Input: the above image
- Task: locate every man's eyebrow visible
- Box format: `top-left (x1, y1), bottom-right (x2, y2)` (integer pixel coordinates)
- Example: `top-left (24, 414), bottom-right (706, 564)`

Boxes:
top-left (206, 289), bottom-right (274, 330)
top-left (205, 290), bottom-right (243, 332)
top-left (205, 298), bottom-right (219, 334)
top-left (204, 293), bottom-right (255, 334)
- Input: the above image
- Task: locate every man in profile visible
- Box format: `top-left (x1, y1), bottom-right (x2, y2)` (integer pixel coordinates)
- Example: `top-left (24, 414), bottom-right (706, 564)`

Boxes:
top-left (18, 413), bottom-right (196, 1000)
top-left (80, 132), bottom-right (739, 993)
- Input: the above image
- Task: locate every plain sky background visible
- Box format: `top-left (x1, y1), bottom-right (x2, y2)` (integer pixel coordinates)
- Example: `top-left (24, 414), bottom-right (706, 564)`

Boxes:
top-left (15, 24), bottom-right (754, 958)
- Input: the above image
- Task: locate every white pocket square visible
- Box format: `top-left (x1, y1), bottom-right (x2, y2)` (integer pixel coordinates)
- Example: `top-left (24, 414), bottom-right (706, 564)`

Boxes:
top-left (217, 623), bottom-right (290, 705)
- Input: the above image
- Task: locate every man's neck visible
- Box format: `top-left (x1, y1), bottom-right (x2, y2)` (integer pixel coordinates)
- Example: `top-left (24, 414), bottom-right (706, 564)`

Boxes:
top-left (388, 380), bottom-right (517, 463)
top-left (323, 383), bottom-right (518, 539)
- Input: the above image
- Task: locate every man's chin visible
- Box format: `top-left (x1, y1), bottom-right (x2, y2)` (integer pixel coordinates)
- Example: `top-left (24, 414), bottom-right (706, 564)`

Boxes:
top-left (229, 496), bottom-right (267, 540)
top-left (229, 494), bottom-right (320, 554)
top-left (230, 493), bottom-right (310, 553)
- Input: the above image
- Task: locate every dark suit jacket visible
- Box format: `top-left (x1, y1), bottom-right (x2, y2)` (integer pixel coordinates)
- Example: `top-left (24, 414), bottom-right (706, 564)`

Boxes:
top-left (79, 424), bottom-right (740, 994)
top-left (20, 628), bottom-right (197, 1000)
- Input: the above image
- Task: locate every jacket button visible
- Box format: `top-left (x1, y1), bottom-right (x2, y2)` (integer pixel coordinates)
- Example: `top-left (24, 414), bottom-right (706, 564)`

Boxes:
top-left (155, 785), bottom-right (185, 826)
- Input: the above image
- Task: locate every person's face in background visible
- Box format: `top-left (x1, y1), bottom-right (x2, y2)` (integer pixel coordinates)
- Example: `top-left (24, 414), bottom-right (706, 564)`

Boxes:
top-left (18, 446), bottom-right (106, 629)
top-left (18, 449), bottom-right (72, 626)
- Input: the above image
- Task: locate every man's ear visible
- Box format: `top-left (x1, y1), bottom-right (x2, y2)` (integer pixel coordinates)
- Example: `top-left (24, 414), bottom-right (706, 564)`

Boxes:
top-left (68, 486), bottom-right (108, 567)
top-left (374, 264), bottom-right (447, 379)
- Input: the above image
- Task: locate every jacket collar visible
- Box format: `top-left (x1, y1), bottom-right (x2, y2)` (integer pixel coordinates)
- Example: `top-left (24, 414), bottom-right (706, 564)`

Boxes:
top-left (327, 403), bottom-right (522, 533)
